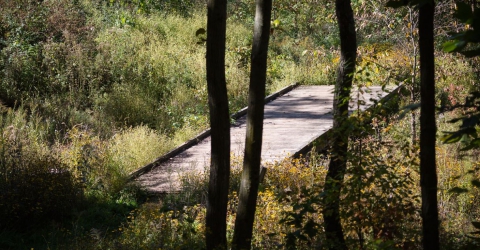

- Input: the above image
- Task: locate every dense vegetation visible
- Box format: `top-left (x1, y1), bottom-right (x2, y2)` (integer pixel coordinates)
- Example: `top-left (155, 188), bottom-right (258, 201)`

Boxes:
top-left (0, 0), bottom-right (479, 249)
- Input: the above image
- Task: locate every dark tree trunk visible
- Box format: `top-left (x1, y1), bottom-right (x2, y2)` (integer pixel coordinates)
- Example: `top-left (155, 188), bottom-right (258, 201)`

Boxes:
top-left (322, 0), bottom-right (357, 249)
top-left (205, 0), bottom-right (230, 249)
top-left (232, 0), bottom-right (272, 249)
top-left (419, 0), bottom-right (440, 249)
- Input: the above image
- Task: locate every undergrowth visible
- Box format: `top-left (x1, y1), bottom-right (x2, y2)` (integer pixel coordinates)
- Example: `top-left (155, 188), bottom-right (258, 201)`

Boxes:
top-left (1, 0), bottom-right (480, 249)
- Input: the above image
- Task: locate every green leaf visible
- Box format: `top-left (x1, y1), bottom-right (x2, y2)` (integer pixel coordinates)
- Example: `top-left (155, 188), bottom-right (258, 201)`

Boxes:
top-left (195, 28), bottom-right (206, 37)
top-left (443, 40), bottom-right (459, 52)
top-left (443, 40), bottom-right (467, 53)
top-left (441, 133), bottom-right (462, 144)
top-left (461, 138), bottom-right (480, 151)
top-left (273, 19), bottom-right (281, 28)
top-left (449, 187), bottom-right (469, 194)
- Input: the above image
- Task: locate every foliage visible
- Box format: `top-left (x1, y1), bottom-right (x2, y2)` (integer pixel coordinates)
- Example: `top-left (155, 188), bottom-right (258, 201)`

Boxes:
top-left (0, 0), bottom-right (479, 249)
top-left (342, 136), bottom-right (420, 249)
top-left (95, 123), bottom-right (425, 249)
top-left (0, 108), bottom-right (83, 236)
top-left (442, 2), bottom-right (480, 57)
top-left (109, 204), bottom-right (206, 249)
top-left (440, 8), bottom-right (480, 241)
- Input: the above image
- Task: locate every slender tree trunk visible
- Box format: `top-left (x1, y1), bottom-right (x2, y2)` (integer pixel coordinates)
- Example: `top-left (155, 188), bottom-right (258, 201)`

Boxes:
top-left (322, 0), bottom-right (357, 249)
top-left (418, 0), bottom-right (440, 249)
top-left (409, 7), bottom-right (418, 144)
top-left (410, 88), bottom-right (417, 142)
top-left (232, 1), bottom-right (272, 249)
top-left (205, 0), bottom-right (230, 249)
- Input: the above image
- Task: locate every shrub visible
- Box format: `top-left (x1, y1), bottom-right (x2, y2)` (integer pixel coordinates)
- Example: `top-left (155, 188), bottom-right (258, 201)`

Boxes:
top-left (0, 156), bottom-right (82, 231)
top-left (0, 110), bottom-right (83, 231)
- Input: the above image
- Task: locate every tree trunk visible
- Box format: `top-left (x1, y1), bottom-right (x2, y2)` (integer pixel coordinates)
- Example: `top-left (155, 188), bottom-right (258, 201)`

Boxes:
top-left (418, 0), bottom-right (440, 249)
top-left (409, 7), bottom-right (418, 144)
top-left (205, 0), bottom-right (230, 249)
top-left (322, 0), bottom-right (357, 249)
top-left (232, 0), bottom-right (272, 249)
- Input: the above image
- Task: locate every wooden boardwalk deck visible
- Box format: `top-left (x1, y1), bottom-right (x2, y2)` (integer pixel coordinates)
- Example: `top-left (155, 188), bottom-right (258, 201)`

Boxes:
top-left (135, 85), bottom-right (390, 193)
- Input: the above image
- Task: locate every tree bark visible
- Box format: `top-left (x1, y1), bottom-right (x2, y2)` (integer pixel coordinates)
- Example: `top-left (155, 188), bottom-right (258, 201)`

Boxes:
top-left (205, 0), bottom-right (230, 249)
top-left (409, 6), bottom-right (418, 144)
top-left (322, 0), bottom-right (357, 249)
top-left (232, 0), bottom-right (272, 249)
top-left (418, 0), bottom-right (440, 249)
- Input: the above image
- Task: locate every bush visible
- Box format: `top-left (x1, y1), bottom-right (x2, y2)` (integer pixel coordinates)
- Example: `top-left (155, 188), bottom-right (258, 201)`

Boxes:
top-left (0, 157), bottom-right (82, 231)
top-left (0, 112), bottom-right (83, 231)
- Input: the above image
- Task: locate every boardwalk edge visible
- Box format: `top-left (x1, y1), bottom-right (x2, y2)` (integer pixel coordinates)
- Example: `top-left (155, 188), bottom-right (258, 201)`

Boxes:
top-left (291, 84), bottom-right (405, 158)
top-left (129, 82), bottom-right (300, 180)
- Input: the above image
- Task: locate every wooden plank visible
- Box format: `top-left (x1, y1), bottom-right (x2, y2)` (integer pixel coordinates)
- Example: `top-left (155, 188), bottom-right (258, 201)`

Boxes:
top-left (134, 85), bottom-right (395, 193)
top-left (129, 83), bottom-right (299, 180)
top-left (292, 84), bottom-right (405, 157)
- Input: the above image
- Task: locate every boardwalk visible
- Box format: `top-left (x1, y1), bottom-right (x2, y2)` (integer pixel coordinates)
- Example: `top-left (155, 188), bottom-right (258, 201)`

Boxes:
top-left (135, 85), bottom-right (391, 193)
